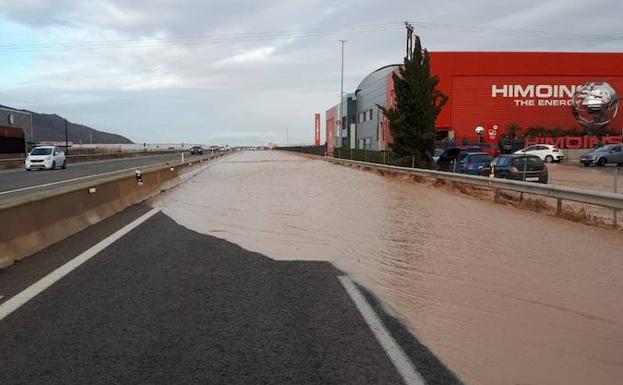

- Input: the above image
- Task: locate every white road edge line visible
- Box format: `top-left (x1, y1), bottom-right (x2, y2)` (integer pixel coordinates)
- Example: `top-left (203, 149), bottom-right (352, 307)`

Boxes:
top-left (338, 275), bottom-right (426, 385)
top-left (0, 157), bottom-right (179, 196)
top-left (0, 208), bottom-right (161, 322)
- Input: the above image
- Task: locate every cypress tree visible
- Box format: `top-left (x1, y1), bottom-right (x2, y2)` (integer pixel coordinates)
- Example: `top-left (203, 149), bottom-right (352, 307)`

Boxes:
top-left (379, 36), bottom-right (447, 167)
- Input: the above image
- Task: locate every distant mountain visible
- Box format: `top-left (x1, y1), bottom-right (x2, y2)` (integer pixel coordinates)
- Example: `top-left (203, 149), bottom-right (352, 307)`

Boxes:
top-left (0, 104), bottom-right (133, 144)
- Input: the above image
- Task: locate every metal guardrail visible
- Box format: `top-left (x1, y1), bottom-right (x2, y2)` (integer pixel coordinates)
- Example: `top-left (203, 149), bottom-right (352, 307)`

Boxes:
top-left (326, 157), bottom-right (623, 225)
top-left (0, 150), bottom-right (180, 163)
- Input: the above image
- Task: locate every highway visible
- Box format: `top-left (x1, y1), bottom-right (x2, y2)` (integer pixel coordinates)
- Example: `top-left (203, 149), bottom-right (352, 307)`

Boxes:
top-left (0, 152), bottom-right (197, 202)
top-left (2, 150), bottom-right (621, 385)
top-left (0, 203), bottom-right (458, 385)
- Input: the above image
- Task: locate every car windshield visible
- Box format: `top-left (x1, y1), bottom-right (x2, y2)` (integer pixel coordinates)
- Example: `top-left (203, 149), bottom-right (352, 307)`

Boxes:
top-left (30, 148), bottom-right (53, 155)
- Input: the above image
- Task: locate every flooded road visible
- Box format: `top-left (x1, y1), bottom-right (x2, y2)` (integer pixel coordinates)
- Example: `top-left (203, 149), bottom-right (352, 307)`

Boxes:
top-left (151, 150), bottom-right (623, 385)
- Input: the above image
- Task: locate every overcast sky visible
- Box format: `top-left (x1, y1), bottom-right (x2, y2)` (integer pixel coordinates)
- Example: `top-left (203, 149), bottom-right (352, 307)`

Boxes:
top-left (0, 0), bottom-right (622, 145)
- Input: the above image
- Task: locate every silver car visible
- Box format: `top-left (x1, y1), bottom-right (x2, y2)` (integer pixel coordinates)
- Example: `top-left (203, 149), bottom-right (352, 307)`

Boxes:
top-left (580, 144), bottom-right (623, 167)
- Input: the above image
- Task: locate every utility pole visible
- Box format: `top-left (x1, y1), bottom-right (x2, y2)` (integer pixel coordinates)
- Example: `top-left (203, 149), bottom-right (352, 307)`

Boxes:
top-left (90, 128), bottom-right (93, 145)
top-left (64, 118), bottom-right (69, 153)
top-left (286, 125), bottom-right (289, 145)
top-left (405, 22), bottom-right (414, 61)
top-left (338, 39), bottom-right (346, 148)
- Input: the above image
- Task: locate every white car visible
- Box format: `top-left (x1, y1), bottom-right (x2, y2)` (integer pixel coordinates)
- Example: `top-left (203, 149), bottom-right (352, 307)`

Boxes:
top-left (25, 146), bottom-right (67, 171)
top-left (514, 144), bottom-right (563, 163)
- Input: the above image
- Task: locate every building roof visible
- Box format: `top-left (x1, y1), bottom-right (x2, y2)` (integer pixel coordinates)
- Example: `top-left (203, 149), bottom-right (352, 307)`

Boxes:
top-left (355, 64), bottom-right (401, 93)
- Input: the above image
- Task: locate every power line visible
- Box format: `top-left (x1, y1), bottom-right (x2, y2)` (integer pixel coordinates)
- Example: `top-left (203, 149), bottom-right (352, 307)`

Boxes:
top-left (0, 22), bottom-right (404, 52)
top-left (2, 19), bottom-right (620, 54)
top-left (408, 20), bottom-right (623, 43)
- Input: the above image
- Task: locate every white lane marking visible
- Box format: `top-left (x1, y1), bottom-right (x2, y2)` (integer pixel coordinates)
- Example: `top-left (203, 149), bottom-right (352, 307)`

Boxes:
top-left (0, 158), bottom-right (178, 196)
top-left (0, 208), bottom-right (161, 322)
top-left (338, 275), bottom-right (426, 385)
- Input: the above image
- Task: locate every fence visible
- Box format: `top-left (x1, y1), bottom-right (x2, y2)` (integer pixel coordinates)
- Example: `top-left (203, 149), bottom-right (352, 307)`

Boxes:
top-left (326, 157), bottom-right (623, 226)
top-left (277, 145), bottom-right (326, 156)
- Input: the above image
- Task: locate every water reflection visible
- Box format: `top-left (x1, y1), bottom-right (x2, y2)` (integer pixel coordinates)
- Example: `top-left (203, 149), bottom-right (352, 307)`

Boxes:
top-left (151, 150), bottom-right (623, 385)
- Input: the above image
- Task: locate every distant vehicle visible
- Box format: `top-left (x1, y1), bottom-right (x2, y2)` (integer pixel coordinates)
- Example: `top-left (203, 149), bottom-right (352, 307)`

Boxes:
top-left (459, 153), bottom-right (493, 175)
top-left (482, 154), bottom-right (548, 183)
top-left (25, 146), bottom-right (66, 171)
top-left (190, 145), bottom-right (203, 155)
top-left (514, 144), bottom-right (563, 163)
top-left (580, 144), bottom-right (623, 167)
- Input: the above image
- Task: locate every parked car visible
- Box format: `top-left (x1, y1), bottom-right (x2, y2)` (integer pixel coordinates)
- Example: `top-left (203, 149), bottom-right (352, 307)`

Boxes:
top-left (432, 148), bottom-right (444, 163)
top-left (436, 147), bottom-right (483, 172)
top-left (482, 154), bottom-right (548, 183)
top-left (190, 145), bottom-right (203, 155)
top-left (25, 146), bottom-right (66, 171)
top-left (514, 144), bottom-right (563, 163)
top-left (579, 144), bottom-right (623, 167)
top-left (459, 153), bottom-right (494, 175)
top-left (436, 147), bottom-right (462, 172)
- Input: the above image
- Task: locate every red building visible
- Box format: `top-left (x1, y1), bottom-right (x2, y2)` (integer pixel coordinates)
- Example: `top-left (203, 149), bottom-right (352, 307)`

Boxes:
top-left (325, 105), bottom-right (337, 155)
top-left (382, 52), bottom-right (623, 149)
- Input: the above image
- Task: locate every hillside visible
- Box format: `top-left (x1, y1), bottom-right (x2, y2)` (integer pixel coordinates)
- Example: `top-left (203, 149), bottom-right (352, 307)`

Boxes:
top-left (0, 104), bottom-right (132, 144)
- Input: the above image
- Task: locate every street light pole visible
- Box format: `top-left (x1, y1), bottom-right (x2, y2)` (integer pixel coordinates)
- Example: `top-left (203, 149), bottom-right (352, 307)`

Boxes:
top-left (338, 39), bottom-right (346, 149)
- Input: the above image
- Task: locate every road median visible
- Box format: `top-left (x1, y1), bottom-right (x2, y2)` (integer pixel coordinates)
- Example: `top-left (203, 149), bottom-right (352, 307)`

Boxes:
top-left (0, 153), bottom-right (223, 269)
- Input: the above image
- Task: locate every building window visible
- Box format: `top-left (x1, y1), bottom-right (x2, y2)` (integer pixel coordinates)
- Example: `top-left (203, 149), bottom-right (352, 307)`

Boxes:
top-left (369, 109), bottom-right (373, 120)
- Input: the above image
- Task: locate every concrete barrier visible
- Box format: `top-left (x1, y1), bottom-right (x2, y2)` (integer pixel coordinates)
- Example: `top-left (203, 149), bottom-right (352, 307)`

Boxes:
top-left (0, 153), bottom-right (222, 269)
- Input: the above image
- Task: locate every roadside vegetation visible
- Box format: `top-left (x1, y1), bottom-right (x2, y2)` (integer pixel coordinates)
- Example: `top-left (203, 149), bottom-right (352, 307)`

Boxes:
top-left (378, 35), bottom-right (447, 168)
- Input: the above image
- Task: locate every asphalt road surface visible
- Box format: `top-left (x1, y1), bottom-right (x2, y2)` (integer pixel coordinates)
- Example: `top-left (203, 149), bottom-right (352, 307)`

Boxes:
top-left (547, 162), bottom-right (623, 192)
top-left (0, 205), bottom-right (460, 385)
top-left (0, 153), bottom-right (196, 202)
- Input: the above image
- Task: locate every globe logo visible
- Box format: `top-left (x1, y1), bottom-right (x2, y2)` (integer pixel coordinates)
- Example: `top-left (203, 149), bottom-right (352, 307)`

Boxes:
top-left (571, 81), bottom-right (619, 134)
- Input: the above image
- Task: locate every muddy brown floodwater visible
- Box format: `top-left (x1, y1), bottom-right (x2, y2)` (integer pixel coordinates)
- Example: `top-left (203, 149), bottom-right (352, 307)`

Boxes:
top-left (151, 150), bottom-right (623, 385)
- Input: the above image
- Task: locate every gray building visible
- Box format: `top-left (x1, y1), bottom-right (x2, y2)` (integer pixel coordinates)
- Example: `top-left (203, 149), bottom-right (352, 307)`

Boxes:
top-left (354, 65), bottom-right (400, 150)
top-left (0, 107), bottom-right (32, 154)
top-left (336, 92), bottom-right (356, 148)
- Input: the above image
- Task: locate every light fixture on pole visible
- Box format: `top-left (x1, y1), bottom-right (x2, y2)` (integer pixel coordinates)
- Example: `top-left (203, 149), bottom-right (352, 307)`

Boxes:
top-left (475, 126), bottom-right (485, 143)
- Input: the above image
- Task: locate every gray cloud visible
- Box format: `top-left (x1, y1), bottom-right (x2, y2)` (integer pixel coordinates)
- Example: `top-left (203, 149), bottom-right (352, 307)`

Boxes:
top-left (0, 0), bottom-right (622, 145)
